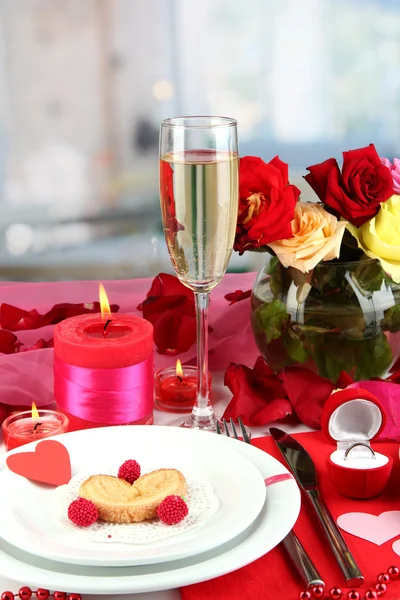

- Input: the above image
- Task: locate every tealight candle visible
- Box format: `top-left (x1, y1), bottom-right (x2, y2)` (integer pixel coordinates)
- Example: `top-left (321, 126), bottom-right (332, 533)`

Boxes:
top-left (2, 403), bottom-right (69, 451)
top-left (155, 360), bottom-right (212, 413)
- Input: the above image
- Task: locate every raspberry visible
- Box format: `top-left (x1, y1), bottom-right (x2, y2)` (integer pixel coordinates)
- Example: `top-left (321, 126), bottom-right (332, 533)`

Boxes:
top-left (118, 459), bottom-right (141, 484)
top-left (157, 495), bottom-right (188, 525)
top-left (68, 497), bottom-right (98, 527)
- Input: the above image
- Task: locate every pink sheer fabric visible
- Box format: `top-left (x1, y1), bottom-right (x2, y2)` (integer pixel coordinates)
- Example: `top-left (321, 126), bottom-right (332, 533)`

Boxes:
top-left (0, 273), bottom-right (258, 411)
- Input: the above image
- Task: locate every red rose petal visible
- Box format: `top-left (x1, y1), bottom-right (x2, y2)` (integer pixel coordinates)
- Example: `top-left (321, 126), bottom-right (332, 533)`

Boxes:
top-left (336, 370), bottom-right (354, 388)
top-left (222, 358), bottom-right (292, 426)
top-left (0, 329), bottom-right (21, 354)
top-left (252, 399), bottom-right (293, 426)
top-left (280, 367), bottom-right (334, 429)
top-left (224, 289), bottom-right (251, 305)
top-left (139, 274), bottom-right (198, 354)
top-left (1, 301), bottom-right (120, 332)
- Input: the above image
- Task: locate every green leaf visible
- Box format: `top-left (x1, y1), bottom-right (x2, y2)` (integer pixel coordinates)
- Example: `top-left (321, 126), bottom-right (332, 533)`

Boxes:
top-left (255, 299), bottom-right (289, 343)
top-left (293, 323), bottom-right (339, 335)
top-left (351, 260), bottom-right (384, 293)
top-left (311, 266), bottom-right (341, 292)
top-left (309, 331), bottom-right (393, 382)
top-left (284, 329), bottom-right (308, 363)
top-left (355, 333), bottom-right (392, 380)
top-left (266, 257), bottom-right (284, 297)
top-left (382, 304), bottom-right (400, 333)
top-left (266, 256), bottom-right (279, 275)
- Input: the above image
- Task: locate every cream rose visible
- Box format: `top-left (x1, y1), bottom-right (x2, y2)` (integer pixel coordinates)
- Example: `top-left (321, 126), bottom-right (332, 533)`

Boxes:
top-left (347, 194), bottom-right (400, 283)
top-left (267, 202), bottom-right (347, 273)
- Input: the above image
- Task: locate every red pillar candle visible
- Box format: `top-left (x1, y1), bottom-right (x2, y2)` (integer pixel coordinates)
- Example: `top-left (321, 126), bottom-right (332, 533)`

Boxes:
top-left (155, 360), bottom-right (212, 413)
top-left (54, 285), bottom-right (154, 431)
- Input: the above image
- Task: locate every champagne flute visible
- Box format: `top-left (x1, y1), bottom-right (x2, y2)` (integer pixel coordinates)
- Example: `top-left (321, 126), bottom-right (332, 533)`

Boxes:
top-left (159, 116), bottom-right (239, 430)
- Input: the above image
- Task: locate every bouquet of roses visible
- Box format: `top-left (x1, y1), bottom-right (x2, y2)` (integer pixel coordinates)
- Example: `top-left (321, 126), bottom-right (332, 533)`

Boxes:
top-left (239, 145), bottom-right (400, 382)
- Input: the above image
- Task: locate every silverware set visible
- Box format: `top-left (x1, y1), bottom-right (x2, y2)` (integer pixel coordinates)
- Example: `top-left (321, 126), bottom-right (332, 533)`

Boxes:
top-left (216, 421), bottom-right (364, 590)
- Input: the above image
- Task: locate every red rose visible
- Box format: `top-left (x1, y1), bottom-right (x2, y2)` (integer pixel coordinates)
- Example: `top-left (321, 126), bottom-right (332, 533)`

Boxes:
top-left (304, 144), bottom-right (394, 227)
top-left (234, 156), bottom-right (300, 254)
top-left (137, 273), bottom-right (197, 355)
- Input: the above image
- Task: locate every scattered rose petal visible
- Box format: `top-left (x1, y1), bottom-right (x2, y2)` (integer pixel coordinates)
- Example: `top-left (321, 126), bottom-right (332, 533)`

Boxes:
top-left (279, 367), bottom-right (334, 429)
top-left (223, 356), bottom-right (292, 426)
top-left (0, 403), bottom-right (8, 425)
top-left (224, 289), bottom-right (252, 305)
top-left (0, 330), bottom-right (21, 354)
top-left (336, 370), bottom-right (355, 388)
top-left (138, 273), bottom-right (199, 355)
top-left (0, 301), bottom-right (119, 331)
top-left (21, 338), bottom-right (54, 352)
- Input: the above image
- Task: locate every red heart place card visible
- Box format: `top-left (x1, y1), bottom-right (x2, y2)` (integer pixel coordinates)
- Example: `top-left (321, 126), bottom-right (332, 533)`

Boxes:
top-left (6, 439), bottom-right (71, 486)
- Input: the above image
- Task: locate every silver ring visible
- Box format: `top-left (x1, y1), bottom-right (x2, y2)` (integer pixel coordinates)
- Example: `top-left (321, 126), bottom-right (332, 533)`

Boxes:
top-left (344, 442), bottom-right (376, 460)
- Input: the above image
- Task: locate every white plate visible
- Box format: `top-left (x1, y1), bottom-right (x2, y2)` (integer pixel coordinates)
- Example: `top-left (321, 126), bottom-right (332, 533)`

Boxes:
top-left (0, 426), bottom-right (300, 594)
top-left (0, 427), bottom-right (266, 567)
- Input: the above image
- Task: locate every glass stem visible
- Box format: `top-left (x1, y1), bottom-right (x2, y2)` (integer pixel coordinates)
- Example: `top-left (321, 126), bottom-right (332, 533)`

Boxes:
top-left (191, 291), bottom-right (215, 428)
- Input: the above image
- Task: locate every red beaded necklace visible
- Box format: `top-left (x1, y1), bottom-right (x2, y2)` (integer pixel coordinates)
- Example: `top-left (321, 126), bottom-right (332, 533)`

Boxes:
top-left (1, 589), bottom-right (80, 600)
top-left (298, 565), bottom-right (399, 600)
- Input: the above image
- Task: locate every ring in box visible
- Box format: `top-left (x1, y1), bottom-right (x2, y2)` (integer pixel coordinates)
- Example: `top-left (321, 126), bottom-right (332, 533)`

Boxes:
top-left (321, 388), bottom-right (393, 499)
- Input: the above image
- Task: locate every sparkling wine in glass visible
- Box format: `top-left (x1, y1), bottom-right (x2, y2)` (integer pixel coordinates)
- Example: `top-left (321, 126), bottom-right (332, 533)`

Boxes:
top-left (159, 116), bottom-right (239, 430)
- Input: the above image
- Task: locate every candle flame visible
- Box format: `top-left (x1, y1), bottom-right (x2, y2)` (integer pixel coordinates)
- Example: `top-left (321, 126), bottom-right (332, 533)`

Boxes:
top-left (99, 283), bottom-right (111, 321)
top-left (176, 359), bottom-right (183, 379)
top-left (31, 402), bottom-right (39, 419)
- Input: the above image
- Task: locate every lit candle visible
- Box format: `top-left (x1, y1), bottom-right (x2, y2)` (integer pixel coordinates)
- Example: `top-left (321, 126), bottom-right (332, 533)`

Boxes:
top-left (53, 284), bottom-right (154, 430)
top-left (154, 360), bottom-right (212, 413)
top-left (54, 284), bottom-right (153, 368)
top-left (2, 403), bottom-right (69, 451)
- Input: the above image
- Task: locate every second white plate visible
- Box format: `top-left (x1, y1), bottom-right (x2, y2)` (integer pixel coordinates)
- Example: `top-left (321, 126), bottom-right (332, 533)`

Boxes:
top-left (0, 426), bottom-right (266, 567)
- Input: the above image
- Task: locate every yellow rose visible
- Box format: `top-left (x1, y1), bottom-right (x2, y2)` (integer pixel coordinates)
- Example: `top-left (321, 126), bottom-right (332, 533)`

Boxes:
top-left (347, 194), bottom-right (400, 283)
top-left (267, 202), bottom-right (347, 273)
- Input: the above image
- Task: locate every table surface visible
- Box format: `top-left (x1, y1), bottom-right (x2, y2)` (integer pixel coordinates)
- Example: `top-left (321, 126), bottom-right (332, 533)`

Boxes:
top-left (0, 373), bottom-right (309, 600)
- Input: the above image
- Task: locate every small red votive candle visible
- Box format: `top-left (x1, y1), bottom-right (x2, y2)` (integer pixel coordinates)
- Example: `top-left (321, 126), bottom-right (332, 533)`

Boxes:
top-left (2, 404), bottom-right (69, 451)
top-left (155, 360), bottom-right (212, 413)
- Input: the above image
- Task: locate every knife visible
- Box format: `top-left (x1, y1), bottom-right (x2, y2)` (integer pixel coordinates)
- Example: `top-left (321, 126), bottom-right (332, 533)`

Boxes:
top-left (270, 427), bottom-right (364, 588)
top-left (282, 531), bottom-right (325, 589)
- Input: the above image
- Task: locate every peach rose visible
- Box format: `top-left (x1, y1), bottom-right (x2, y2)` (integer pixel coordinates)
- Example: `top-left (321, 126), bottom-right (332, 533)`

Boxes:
top-left (267, 202), bottom-right (347, 273)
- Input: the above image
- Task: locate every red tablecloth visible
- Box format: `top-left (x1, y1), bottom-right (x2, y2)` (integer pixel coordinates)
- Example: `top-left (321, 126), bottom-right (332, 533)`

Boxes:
top-left (181, 432), bottom-right (400, 600)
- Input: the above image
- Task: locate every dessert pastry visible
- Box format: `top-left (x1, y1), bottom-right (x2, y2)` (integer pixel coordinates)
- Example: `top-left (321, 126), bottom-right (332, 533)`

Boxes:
top-left (79, 468), bottom-right (187, 523)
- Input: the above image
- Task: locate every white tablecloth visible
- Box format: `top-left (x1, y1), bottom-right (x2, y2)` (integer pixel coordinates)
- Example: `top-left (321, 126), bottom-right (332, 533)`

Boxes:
top-left (0, 373), bottom-right (309, 599)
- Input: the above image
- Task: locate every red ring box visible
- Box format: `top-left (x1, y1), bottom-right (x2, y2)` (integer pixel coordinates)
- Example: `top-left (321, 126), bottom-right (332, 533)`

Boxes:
top-left (321, 388), bottom-right (393, 499)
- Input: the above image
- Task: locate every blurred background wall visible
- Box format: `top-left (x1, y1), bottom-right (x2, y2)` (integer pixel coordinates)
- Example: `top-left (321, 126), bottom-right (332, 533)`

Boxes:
top-left (0, 0), bottom-right (399, 281)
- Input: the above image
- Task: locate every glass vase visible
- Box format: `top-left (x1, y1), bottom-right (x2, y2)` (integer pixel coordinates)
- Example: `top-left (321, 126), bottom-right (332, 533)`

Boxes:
top-left (251, 255), bottom-right (400, 382)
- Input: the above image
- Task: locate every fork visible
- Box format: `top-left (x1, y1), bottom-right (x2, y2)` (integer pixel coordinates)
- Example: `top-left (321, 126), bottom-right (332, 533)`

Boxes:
top-left (216, 417), bottom-right (251, 441)
top-left (216, 418), bottom-right (325, 590)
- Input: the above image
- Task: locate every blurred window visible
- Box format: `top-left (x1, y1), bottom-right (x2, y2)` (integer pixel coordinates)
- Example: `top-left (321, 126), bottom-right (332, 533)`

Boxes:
top-left (0, 0), bottom-right (399, 277)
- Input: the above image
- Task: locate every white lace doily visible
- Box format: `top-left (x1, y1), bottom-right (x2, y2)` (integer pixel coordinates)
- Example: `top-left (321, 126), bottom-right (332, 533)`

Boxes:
top-left (53, 468), bottom-right (219, 545)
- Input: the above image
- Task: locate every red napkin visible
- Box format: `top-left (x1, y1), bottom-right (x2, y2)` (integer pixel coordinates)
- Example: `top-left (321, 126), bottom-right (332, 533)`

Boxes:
top-left (180, 432), bottom-right (400, 599)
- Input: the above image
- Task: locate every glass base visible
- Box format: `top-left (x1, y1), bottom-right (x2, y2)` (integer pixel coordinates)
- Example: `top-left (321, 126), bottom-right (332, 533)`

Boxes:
top-left (175, 414), bottom-right (252, 440)
top-left (179, 414), bottom-right (217, 431)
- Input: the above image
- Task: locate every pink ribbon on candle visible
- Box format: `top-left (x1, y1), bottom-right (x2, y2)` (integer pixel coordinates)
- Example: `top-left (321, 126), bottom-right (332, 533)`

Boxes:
top-left (54, 355), bottom-right (154, 424)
